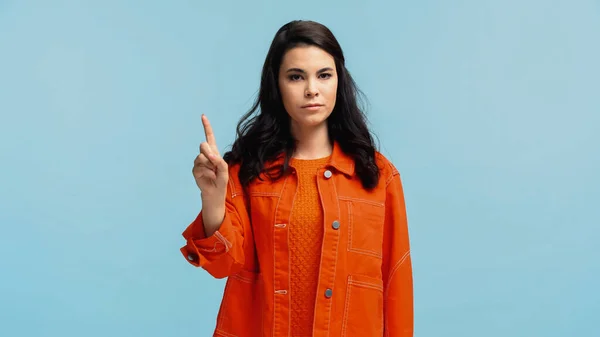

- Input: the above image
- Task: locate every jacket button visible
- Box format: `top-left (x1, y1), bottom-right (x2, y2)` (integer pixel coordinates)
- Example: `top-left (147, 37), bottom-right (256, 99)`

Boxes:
top-left (324, 170), bottom-right (332, 179)
top-left (325, 288), bottom-right (333, 298)
top-left (332, 220), bottom-right (340, 230)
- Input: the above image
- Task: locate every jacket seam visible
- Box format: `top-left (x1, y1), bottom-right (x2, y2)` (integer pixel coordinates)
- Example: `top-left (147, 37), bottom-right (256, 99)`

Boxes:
top-left (349, 279), bottom-right (384, 292)
top-left (287, 174), bottom-right (298, 337)
top-left (327, 175), bottom-right (342, 336)
top-left (250, 191), bottom-right (281, 197)
top-left (385, 162), bottom-right (400, 187)
top-left (230, 273), bottom-right (253, 284)
top-left (385, 172), bottom-right (397, 187)
top-left (347, 202), bottom-right (353, 252)
top-left (216, 280), bottom-right (232, 333)
top-left (384, 250), bottom-right (410, 337)
top-left (312, 172), bottom-right (326, 335)
top-left (338, 196), bottom-right (384, 207)
top-left (341, 276), bottom-right (353, 337)
top-left (215, 328), bottom-right (238, 337)
top-left (385, 250), bottom-right (411, 295)
top-left (271, 174), bottom-right (291, 337)
top-left (228, 174), bottom-right (238, 199)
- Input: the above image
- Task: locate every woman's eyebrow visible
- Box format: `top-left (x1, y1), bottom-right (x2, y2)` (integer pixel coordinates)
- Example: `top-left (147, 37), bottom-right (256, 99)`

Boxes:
top-left (285, 67), bottom-right (334, 74)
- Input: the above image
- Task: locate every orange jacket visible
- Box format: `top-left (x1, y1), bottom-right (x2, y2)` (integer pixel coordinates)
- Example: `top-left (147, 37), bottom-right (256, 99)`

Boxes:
top-left (180, 142), bottom-right (413, 336)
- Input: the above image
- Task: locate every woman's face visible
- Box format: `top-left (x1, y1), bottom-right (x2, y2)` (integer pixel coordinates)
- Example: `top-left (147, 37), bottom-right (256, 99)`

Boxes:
top-left (278, 45), bottom-right (338, 134)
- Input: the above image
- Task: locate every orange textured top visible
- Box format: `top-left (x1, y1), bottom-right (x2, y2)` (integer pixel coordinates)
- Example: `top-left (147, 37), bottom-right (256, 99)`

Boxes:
top-left (288, 156), bottom-right (329, 336)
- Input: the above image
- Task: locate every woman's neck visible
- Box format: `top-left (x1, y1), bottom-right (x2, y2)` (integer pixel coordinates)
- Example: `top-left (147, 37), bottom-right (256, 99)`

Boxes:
top-left (291, 123), bottom-right (333, 160)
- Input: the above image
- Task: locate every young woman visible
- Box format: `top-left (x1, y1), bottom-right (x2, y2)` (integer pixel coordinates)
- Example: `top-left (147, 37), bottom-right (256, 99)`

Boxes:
top-left (181, 20), bottom-right (413, 337)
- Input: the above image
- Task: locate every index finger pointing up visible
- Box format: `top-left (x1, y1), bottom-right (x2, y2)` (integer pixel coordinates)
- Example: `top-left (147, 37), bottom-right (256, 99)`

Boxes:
top-left (202, 114), bottom-right (219, 151)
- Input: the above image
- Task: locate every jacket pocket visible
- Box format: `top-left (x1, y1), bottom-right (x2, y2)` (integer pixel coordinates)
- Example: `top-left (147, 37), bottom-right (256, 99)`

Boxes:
top-left (347, 200), bottom-right (385, 258)
top-left (341, 274), bottom-right (384, 337)
top-left (215, 269), bottom-right (263, 336)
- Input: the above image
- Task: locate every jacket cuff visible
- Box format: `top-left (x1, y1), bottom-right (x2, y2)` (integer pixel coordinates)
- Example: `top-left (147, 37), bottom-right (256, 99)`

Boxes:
top-left (180, 211), bottom-right (233, 267)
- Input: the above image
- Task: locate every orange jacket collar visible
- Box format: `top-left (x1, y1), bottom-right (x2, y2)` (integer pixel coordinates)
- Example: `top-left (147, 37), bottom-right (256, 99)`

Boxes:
top-left (263, 141), bottom-right (355, 177)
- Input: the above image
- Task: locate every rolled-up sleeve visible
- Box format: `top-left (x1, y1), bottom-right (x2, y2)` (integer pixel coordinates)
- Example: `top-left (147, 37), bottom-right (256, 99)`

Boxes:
top-left (180, 171), bottom-right (249, 279)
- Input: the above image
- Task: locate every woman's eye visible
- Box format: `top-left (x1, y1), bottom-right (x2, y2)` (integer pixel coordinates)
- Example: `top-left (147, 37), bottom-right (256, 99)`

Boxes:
top-left (319, 73), bottom-right (332, 79)
top-left (289, 74), bottom-right (302, 81)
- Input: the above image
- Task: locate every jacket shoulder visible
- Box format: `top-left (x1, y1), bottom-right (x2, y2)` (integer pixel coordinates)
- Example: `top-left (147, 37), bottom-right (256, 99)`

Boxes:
top-left (224, 161), bottom-right (245, 199)
top-left (375, 151), bottom-right (401, 185)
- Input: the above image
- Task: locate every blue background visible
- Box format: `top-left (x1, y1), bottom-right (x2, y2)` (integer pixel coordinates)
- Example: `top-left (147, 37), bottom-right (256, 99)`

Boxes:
top-left (1, 0), bottom-right (599, 336)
